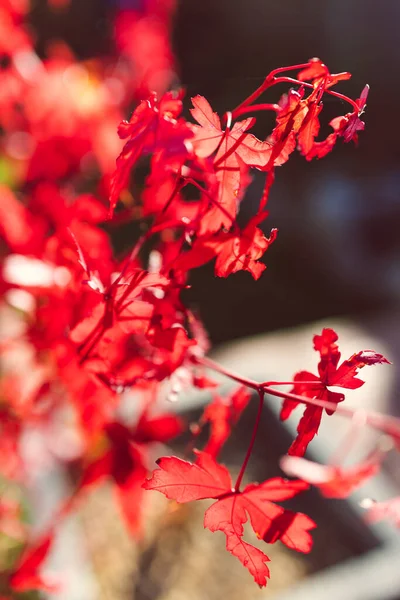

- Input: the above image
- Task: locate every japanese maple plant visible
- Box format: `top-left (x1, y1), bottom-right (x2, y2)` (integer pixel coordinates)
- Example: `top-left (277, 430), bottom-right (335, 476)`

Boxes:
top-left (1, 2), bottom-right (400, 594)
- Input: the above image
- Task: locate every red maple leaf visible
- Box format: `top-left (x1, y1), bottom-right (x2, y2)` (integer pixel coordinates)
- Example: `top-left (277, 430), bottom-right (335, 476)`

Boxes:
top-left (280, 328), bottom-right (390, 457)
top-left (190, 96), bottom-right (274, 231)
top-left (143, 451), bottom-right (315, 586)
top-left (261, 88), bottom-right (307, 170)
top-left (297, 58), bottom-right (352, 89)
top-left (173, 213), bottom-right (277, 280)
top-left (109, 90), bottom-right (192, 216)
top-left (69, 269), bottom-right (168, 347)
top-left (190, 95), bottom-right (272, 167)
top-left (54, 342), bottom-right (118, 437)
top-left (330, 84), bottom-right (369, 144)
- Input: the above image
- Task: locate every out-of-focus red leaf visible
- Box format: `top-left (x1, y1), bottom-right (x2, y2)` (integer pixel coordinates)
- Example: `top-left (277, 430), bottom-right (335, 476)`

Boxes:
top-left (199, 386), bottom-right (251, 458)
top-left (363, 496), bottom-right (400, 528)
top-left (72, 412), bottom-right (183, 536)
top-left (0, 186), bottom-right (45, 254)
top-left (134, 412), bottom-right (184, 444)
top-left (0, 497), bottom-right (25, 540)
top-left (9, 532), bottom-right (56, 593)
top-left (281, 451), bottom-right (382, 498)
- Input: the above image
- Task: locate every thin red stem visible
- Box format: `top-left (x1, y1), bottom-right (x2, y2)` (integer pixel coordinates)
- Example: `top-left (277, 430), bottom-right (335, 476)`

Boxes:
top-left (159, 174), bottom-right (185, 216)
top-left (273, 77), bottom-right (360, 112)
top-left (194, 355), bottom-right (400, 441)
top-left (235, 389), bottom-right (264, 491)
top-left (230, 64), bottom-right (310, 118)
top-left (214, 128), bottom-right (250, 168)
top-left (110, 175), bottom-right (184, 292)
top-left (231, 77), bottom-right (275, 118)
top-left (259, 168), bottom-right (275, 212)
top-left (229, 103), bottom-right (280, 120)
top-left (268, 63), bottom-right (312, 78)
top-left (261, 380), bottom-right (319, 386)
top-left (231, 69), bottom-right (359, 121)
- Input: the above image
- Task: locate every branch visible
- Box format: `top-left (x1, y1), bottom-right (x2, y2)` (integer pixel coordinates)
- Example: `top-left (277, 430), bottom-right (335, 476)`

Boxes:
top-left (193, 355), bottom-right (400, 442)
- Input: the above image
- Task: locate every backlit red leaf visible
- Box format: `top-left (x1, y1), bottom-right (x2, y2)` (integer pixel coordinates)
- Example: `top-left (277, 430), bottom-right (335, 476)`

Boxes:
top-left (143, 452), bottom-right (232, 502)
top-left (143, 453), bottom-right (314, 586)
top-left (281, 328), bottom-right (390, 456)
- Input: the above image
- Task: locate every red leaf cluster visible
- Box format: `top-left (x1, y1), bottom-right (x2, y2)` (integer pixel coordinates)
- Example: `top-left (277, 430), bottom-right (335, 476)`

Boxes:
top-left (0, 11), bottom-right (394, 589)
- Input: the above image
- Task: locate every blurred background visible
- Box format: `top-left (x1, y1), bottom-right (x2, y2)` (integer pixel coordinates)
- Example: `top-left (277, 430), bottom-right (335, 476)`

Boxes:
top-left (174, 0), bottom-right (400, 345)
top-left (2, 1), bottom-right (400, 599)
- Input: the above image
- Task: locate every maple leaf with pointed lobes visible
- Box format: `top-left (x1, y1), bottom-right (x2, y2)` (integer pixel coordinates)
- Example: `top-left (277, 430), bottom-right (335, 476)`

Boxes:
top-left (190, 96), bottom-right (274, 231)
top-left (143, 451), bottom-right (315, 586)
top-left (261, 89), bottom-right (307, 171)
top-left (190, 96), bottom-right (273, 167)
top-left (69, 270), bottom-right (169, 348)
top-left (173, 213), bottom-right (277, 280)
top-left (281, 328), bottom-right (390, 457)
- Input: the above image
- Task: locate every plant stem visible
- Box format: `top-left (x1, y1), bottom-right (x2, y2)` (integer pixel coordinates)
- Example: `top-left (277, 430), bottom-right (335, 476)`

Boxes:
top-left (234, 389), bottom-right (264, 491)
top-left (214, 128), bottom-right (251, 167)
top-left (230, 63), bottom-right (311, 118)
top-left (272, 77), bottom-right (360, 112)
top-left (193, 355), bottom-right (400, 442)
top-left (227, 103), bottom-right (280, 120)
